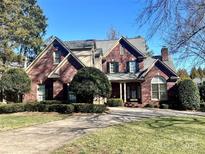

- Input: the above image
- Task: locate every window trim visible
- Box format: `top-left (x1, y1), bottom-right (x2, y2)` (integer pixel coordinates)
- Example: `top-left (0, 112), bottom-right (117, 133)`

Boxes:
top-left (128, 61), bottom-right (136, 73)
top-left (37, 84), bottom-right (45, 102)
top-left (109, 62), bottom-right (119, 73)
top-left (151, 76), bottom-right (168, 101)
top-left (53, 51), bottom-right (61, 64)
top-left (109, 62), bottom-right (115, 73)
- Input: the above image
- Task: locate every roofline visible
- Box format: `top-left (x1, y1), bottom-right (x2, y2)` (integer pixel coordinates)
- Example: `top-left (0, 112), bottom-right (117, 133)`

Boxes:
top-left (102, 36), bottom-right (146, 58)
top-left (103, 39), bottom-right (120, 57)
top-left (26, 36), bottom-right (85, 73)
top-left (26, 37), bottom-right (57, 73)
top-left (48, 53), bottom-right (71, 78)
top-left (55, 37), bottom-right (86, 67)
top-left (120, 36), bottom-right (146, 57)
top-left (143, 59), bottom-right (178, 77)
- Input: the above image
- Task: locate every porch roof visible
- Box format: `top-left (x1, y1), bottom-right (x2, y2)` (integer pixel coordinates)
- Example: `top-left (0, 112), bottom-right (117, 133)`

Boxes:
top-left (106, 73), bottom-right (140, 81)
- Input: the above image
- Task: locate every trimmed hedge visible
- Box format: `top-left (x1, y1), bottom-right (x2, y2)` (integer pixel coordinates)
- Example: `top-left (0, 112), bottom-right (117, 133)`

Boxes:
top-left (39, 100), bottom-right (68, 105)
top-left (0, 103), bottom-right (25, 113)
top-left (73, 103), bottom-right (106, 113)
top-left (48, 104), bottom-right (74, 114)
top-left (178, 79), bottom-right (200, 110)
top-left (107, 98), bottom-right (123, 107)
top-left (0, 103), bottom-right (74, 114)
top-left (0, 102), bottom-right (106, 114)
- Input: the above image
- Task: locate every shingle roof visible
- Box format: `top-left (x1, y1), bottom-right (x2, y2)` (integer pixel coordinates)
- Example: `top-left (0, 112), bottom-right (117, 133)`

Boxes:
top-left (152, 55), bottom-right (176, 72)
top-left (62, 37), bottom-right (176, 75)
top-left (95, 37), bottom-right (147, 54)
top-left (64, 40), bottom-right (95, 50)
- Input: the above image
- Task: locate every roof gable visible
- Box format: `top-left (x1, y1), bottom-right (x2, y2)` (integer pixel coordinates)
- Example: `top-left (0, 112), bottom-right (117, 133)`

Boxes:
top-left (141, 59), bottom-right (178, 78)
top-left (26, 36), bottom-right (85, 73)
top-left (103, 36), bottom-right (146, 58)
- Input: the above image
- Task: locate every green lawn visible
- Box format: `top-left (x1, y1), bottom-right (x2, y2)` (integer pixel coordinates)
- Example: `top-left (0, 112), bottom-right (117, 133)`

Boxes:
top-left (0, 112), bottom-right (67, 131)
top-left (54, 116), bottom-right (205, 154)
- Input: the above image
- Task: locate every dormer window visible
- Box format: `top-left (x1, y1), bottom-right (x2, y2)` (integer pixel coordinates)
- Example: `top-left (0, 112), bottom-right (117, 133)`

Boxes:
top-left (53, 50), bottom-right (61, 64)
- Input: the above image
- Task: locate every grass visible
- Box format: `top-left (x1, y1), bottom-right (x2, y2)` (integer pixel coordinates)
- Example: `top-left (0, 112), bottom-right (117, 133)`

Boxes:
top-left (0, 112), bottom-right (67, 131)
top-left (54, 116), bottom-right (205, 154)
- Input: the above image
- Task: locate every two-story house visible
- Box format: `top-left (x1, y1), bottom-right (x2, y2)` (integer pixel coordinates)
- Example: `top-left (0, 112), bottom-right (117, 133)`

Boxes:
top-left (24, 36), bottom-right (178, 106)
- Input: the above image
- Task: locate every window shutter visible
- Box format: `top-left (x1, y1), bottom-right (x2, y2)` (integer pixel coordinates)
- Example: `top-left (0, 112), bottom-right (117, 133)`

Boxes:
top-left (107, 62), bottom-right (110, 73)
top-left (136, 61), bottom-right (139, 72)
top-left (115, 62), bottom-right (119, 73)
top-left (126, 62), bottom-right (129, 73)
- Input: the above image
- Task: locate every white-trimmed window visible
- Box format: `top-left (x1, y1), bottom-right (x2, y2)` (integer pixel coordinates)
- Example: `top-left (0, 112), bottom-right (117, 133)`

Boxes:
top-left (37, 85), bottom-right (45, 101)
top-left (129, 61), bottom-right (136, 73)
top-left (151, 76), bottom-right (167, 100)
top-left (110, 62), bottom-right (114, 73)
top-left (109, 62), bottom-right (119, 73)
top-left (53, 51), bottom-right (61, 64)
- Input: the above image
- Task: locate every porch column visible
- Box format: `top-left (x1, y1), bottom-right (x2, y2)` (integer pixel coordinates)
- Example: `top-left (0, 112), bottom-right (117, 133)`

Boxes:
top-left (120, 82), bottom-right (122, 99)
top-left (123, 82), bottom-right (127, 102)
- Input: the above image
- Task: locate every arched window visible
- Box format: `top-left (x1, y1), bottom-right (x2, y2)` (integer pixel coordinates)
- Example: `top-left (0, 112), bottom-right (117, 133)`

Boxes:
top-left (151, 76), bottom-right (167, 100)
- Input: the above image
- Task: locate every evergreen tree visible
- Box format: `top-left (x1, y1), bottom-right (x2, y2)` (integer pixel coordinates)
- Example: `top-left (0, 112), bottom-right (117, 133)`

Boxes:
top-left (70, 67), bottom-right (111, 103)
top-left (198, 67), bottom-right (204, 79)
top-left (177, 69), bottom-right (190, 80)
top-left (0, 0), bottom-right (47, 64)
top-left (190, 67), bottom-right (200, 79)
top-left (203, 68), bottom-right (205, 78)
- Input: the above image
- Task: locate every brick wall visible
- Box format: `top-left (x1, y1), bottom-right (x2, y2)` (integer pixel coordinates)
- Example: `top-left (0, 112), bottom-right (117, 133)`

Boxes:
top-left (24, 41), bottom-right (78, 102)
top-left (102, 44), bottom-right (144, 73)
top-left (141, 64), bottom-right (176, 105)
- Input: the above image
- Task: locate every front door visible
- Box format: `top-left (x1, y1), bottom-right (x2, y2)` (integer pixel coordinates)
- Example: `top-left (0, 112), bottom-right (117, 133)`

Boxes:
top-left (126, 83), bottom-right (140, 102)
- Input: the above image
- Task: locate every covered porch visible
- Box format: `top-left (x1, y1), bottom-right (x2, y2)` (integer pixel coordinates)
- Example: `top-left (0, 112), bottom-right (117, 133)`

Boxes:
top-left (111, 81), bottom-right (141, 103)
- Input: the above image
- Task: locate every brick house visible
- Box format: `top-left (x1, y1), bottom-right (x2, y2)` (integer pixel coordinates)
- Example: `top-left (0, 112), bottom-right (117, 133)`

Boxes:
top-left (24, 36), bottom-right (179, 106)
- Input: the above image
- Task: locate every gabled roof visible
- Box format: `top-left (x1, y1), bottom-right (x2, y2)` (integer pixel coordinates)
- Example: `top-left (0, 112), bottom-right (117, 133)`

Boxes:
top-left (26, 36), bottom-right (85, 73)
top-left (139, 58), bottom-right (178, 78)
top-left (97, 36), bottom-right (146, 58)
top-left (95, 37), bottom-right (147, 55)
top-left (48, 53), bottom-right (71, 78)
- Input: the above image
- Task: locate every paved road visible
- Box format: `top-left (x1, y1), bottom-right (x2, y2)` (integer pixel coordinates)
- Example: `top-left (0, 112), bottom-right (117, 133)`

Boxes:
top-left (0, 107), bottom-right (205, 154)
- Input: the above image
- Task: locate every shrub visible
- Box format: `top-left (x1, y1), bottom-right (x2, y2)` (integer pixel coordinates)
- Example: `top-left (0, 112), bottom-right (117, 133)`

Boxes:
top-left (0, 103), bottom-right (25, 113)
top-left (73, 103), bottom-right (106, 113)
top-left (178, 79), bottom-right (200, 110)
top-left (48, 104), bottom-right (74, 114)
top-left (160, 104), bottom-right (169, 109)
top-left (70, 67), bottom-right (111, 103)
top-left (107, 98), bottom-right (123, 107)
top-left (40, 100), bottom-right (66, 105)
top-left (0, 102), bottom-right (106, 114)
top-left (0, 68), bottom-right (31, 102)
top-left (24, 103), bottom-right (39, 112)
top-left (199, 84), bottom-right (205, 102)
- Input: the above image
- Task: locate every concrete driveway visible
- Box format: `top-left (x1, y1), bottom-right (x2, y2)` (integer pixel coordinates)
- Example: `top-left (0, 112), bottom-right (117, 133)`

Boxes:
top-left (0, 107), bottom-right (205, 154)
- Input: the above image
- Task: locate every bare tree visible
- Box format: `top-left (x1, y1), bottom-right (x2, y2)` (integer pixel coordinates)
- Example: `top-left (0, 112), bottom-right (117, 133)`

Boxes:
top-left (106, 27), bottom-right (120, 40)
top-left (137, 0), bottom-right (205, 65)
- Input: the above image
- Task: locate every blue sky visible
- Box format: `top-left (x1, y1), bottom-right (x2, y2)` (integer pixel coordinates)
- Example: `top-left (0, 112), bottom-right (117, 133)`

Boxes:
top-left (38, 0), bottom-right (179, 67)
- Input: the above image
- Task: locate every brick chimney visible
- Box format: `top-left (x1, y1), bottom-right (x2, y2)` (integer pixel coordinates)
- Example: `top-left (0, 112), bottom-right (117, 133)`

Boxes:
top-left (161, 47), bottom-right (169, 61)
